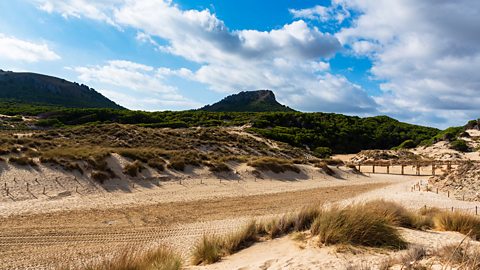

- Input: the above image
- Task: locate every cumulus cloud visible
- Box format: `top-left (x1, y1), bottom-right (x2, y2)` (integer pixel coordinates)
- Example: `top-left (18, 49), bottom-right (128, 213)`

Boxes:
top-left (34, 0), bottom-right (121, 25)
top-left (334, 0), bottom-right (480, 127)
top-left (289, 4), bottom-right (350, 23)
top-left (72, 60), bottom-right (200, 110)
top-left (34, 0), bottom-right (377, 114)
top-left (0, 33), bottom-right (60, 62)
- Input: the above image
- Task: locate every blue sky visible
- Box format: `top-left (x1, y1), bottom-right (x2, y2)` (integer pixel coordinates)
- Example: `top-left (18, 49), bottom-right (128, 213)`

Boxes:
top-left (0, 0), bottom-right (479, 128)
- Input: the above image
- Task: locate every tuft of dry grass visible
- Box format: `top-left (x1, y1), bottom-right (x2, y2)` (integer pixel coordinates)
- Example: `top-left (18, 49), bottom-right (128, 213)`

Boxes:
top-left (434, 211), bottom-right (480, 239)
top-left (123, 160), bottom-right (144, 177)
top-left (8, 156), bottom-right (37, 166)
top-left (207, 162), bottom-right (232, 173)
top-left (222, 221), bottom-right (258, 254)
top-left (247, 157), bottom-right (300, 174)
top-left (61, 246), bottom-right (182, 270)
top-left (192, 235), bottom-right (222, 265)
top-left (192, 221), bottom-right (258, 265)
top-left (315, 162), bottom-right (335, 175)
top-left (311, 204), bottom-right (407, 249)
top-left (365, 200), bottom-right (433, 229)
top-left (435, 242), bottom-right (480, 269)
top-left (91, 171), bottom-right (111, 184)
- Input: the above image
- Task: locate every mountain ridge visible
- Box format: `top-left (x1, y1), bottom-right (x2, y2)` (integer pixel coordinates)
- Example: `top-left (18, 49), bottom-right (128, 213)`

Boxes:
top-left (199, 90), bottom-right (295, 112)
top-left (0, 70), bottom-right (123, 109)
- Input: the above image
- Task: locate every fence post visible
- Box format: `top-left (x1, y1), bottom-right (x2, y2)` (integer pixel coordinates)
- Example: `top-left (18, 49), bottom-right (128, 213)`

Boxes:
top-left (372, 165), bottom-right (375, 174)
top-left (451, 207), bottom-right (454, 212)
top-left (26, 183), bottom-right (29, 192)
top-left (476, 206), bottom-right (478, 216)
top-left (386, 165), bottom-right (390, 174)
top-left (436, 188), bottom-right (438, 194)
top-left (401, 165), bottom-right (405, 175)
top-left (448, 191), bottom-right (450, 198)
top-left (43, 187), bottom-right (46, 194)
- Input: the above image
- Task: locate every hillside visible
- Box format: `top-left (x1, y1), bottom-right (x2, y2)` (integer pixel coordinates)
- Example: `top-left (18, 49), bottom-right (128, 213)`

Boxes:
top-left (199, 90), bottom-right (294, 112)
top-left (0, 70), bottom-right (123, 109)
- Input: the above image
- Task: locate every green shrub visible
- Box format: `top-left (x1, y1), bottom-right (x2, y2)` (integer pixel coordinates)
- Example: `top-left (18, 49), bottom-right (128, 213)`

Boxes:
top-left (450, 139), bottom-right (470, 152)
top-left (397, 139), bottom-right (416, 149)
top-left (313, 147), bottom-right (332, 158)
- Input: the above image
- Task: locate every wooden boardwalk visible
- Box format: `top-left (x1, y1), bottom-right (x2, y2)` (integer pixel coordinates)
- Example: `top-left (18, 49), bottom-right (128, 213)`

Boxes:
top-left (349, 160), bottom-right (471, 176)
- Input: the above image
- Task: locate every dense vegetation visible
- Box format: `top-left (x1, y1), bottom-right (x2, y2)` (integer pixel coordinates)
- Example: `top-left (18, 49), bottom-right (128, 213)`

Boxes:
top-left (0, 70), bottom-right (123, 109)
top-left (0, 102), bottom-right (440, 154)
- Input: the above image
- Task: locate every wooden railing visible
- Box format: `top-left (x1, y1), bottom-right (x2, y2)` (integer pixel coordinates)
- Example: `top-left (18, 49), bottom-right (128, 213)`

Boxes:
top-left (348, 160), bottom-right (473, 176)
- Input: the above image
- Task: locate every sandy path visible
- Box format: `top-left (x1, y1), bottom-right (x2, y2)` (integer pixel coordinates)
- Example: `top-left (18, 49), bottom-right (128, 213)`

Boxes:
top-left (0, 166), bottom-right (385, 217)
top-left (0, 174), bottom-right (388, 270)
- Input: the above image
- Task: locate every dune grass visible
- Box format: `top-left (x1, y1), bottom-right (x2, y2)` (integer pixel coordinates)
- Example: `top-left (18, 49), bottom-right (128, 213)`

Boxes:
top-left (192, 235), bottom-right (222, 265)
top-left (310, 204), bottom-right (407, 249)
top-left (62, 246), bottom-right (182, 270)
top-left (363, 200), bottom-right (434, 230)
top-left (123, 160), bottom-right (144, 177)
top-left (434, 211), bottom-right (480, 239)
top-left (192, 221), bottom-right (258, 265)
top-left (247, 157), bottom-right (300, 174)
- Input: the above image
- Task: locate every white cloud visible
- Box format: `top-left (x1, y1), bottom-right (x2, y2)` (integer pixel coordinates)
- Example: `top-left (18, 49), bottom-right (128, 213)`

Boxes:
top-left (34, 0), bottom-right (121, 25)
top-left (289, 3), bottom-right (350, 23)
top-left (35, 0), bottom-right (377, 114)
top-left (333, 0), bottom-right (480, 127)
top-left (0, 34), bottom-right (60, 62)
top-left (72, 60), bottom-right (199, 110)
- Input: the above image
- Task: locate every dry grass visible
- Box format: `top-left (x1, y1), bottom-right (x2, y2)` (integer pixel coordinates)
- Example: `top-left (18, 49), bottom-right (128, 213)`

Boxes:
top-left (192, 235), bottom-right (222, 265)
top-left (222, 221), bottom-right (258, 254)
top-left (61, 246), bottom-right (182, 270)
top-left (192, 221), bottom-right (258, 265)
top-left (8, 156), bottom-right (37, 166)
top-left (123, 160), bottom-right (144, 177)
top-left (435, 242), bottom-right (480, 269)
top-left (363, 200), bottom-right (432, 230)
top-left (434, 211), bottom-right (480, 239)
top-left (311, 204), bottom-right (407, 249)
top-left (207, 162), bottom-right (232, 173)
top-left (91, 171), bottom-right (111, 184)
top-left (315, 162), bottom-right (335, 175)
top-left (247, 157), bottom-right (300, 174)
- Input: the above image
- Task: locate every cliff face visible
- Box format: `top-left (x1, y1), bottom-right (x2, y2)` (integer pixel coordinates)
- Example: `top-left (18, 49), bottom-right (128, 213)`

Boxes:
top-left (199, 90), bottom-right (294, 112)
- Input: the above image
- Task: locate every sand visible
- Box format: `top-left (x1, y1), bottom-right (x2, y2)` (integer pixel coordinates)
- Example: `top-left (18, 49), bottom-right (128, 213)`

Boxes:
top-left (2, 160), bottom-right (480, 269)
